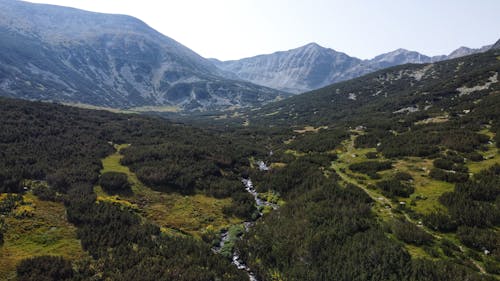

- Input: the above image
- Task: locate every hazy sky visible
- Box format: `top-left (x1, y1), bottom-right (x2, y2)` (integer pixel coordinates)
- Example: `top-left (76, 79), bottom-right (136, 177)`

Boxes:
top-left (25, 0), bottom-right (500, 61)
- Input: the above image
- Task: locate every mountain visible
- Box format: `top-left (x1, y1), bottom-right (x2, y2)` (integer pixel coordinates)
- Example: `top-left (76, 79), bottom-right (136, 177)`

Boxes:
top-left (446, 45), bottom-right (492, 59)
top-left (214, 42), bottom-right (497, 93)
top-left (0, 0), bottom-right (286, 111)
top-left (242, 48), bottom-right (500, 127)
top-left (366, 48), bottom-right (436, 68)
top-left (212, 43), bottom-right (362, 94)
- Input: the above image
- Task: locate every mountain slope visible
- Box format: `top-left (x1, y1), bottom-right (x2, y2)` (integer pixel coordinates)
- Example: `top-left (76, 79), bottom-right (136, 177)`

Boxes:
top-left (240, 49), bottom-right (500, 127)
top-left (213, 43), bottom-right (362, 93)
top-left (1, 51), bottom-right (499, 280)
top-left (0, 0), bottom-right (285, 111)
top-left (446, 45), bottom-right (493, 59)
top-left (214, 42), bottom-right (496, 93)
top-left (231, 49), bottom-right (500, 280)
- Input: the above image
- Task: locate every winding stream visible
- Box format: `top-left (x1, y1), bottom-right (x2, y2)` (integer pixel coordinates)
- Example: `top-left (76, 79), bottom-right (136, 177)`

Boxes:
top-left (242, 178), bottom-right (279, 214)
top-left (214, 160), bottom-right (278, 281)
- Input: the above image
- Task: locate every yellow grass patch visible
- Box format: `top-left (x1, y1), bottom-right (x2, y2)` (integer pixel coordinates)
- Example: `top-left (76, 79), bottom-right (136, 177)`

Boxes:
top-left (293, 125), bottom-right (328, 134)
top-left (284, 149), bottom-right (306, 157)
top-left (96, 145), bottom-right (242, 237)
top-left (0, 193), bottom-right (87, 280)
top-left (415, 115), bottom-right (449, 125)
top-left (127, 105), bottom-right (180, 113)
top-left (269, 162), bottom-right (287, 169)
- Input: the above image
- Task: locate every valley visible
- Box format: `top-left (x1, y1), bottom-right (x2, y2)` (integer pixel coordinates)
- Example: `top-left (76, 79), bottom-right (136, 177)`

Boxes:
top-left (1, 53), bottom-right (499, 279)
top-left (0, 1), bottom-right (499, 280)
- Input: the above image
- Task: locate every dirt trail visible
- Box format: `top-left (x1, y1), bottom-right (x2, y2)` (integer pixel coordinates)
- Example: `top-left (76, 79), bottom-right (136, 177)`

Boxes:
top-left (332, 134), bottom-right (486, 274)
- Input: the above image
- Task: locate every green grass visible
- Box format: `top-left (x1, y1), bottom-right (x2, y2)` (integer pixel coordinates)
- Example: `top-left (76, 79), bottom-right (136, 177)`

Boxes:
top-left (331, 136), bottom-right (396, 221)
top-left (95, 145), bottom-right (242, 237)
top-left (333, 135), bottom-right (454, 217)
top-left (219, 224), bottom-right (245, 258)
top-left (293, 125), bottom-right (328, 134)
top-left (410, 180), bottom-right (453, 214)
top-left (0, 193), bottom-right (87, 280)
top-left (404, 244), bottom-right (434, 260)
top-left (146, 194), bottom-right (239, 236)
top-left (284, 149), bottom-right (306, 157)
top-left (469, 146), bottom-right (499, 174)
top-left (127, 105), bottom-right (180, 113)
top-left (257, 190), bottom-right (285, 206)
top-left (333, 135), bottom-right (497, 273)
top-left (388, 158), bottom-right (454, 215)
top-left (62, 102), bottom-right (136, 114)
top-left (468, 129), bottom-right (499, 174)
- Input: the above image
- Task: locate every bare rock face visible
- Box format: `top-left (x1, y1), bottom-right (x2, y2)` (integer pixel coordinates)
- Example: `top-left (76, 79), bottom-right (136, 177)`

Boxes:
top-left (214, 42), bottom-right (497, 94)
top-left (0, 0), bottom-right (285, 111)
top-left (213, 43), bottom-right (362, 94)
top-left (446, 45), bottom-right (493, 59)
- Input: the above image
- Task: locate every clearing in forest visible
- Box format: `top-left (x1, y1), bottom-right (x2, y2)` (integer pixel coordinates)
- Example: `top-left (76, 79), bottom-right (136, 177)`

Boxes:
top-left (94, 144), bottom-right (242, 237)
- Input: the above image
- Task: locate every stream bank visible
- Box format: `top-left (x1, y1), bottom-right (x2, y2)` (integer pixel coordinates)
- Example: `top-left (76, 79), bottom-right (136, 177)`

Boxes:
top-left (213, 160), bottom-right (279, 281)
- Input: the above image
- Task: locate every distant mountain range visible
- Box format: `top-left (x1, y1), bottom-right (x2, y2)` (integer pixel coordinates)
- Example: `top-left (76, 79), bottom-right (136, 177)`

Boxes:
top-left (213, 41), bottom-right (497, 93)
top-left (0, 0), bottom-right (286, 111)
top-left (245, 47), bottom-right (500, 126)
top-left (0, 0), bottom-right (497, 111)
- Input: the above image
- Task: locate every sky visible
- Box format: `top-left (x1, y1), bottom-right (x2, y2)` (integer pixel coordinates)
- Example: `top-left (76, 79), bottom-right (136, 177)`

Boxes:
top-left (24, 0), bottom-right (500, 61)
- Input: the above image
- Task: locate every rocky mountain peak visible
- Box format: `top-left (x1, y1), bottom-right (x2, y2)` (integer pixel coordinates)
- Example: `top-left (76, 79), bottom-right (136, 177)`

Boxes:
top-left (215, 39), bottom-right (498, 93)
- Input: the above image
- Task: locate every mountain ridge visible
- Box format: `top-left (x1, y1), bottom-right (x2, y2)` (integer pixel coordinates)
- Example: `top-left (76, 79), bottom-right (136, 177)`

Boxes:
top-left (214, 41), bottom-right (497, 93)
top-left (0, 0), bottom-right (286, 111)
top-left (240, 48), bottom-right (500, 127)
top-left (213, 42), bottom-right (361, 93)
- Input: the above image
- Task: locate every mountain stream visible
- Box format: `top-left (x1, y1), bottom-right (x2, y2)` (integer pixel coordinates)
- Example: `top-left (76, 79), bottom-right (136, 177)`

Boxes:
top-left (213, 160), bottom-right (278, 281)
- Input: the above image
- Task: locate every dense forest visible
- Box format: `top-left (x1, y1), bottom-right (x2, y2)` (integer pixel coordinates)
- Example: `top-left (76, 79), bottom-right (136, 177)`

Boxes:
top-left (239, 151), bottom-right (496, 280)
top-left (1, 47), bottom-right (500, 281)
top-left (0, 97), bottom-right (254, 280)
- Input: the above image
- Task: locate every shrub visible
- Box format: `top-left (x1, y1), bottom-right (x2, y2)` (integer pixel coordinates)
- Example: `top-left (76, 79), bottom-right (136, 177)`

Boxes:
top-left (13, 205), bottom-right (35, 218)
top-left (394, 172), bottom-right (413, 181)
top-left (99, 172), bottom-right (131, 195)
top-left (16, 256), bottom-right (74, 281)
top-left (377, 179), bottom-right (415, 198)
top-left (392, 219), bottom-right (433, 246)
top-left (33, 185), bottom-right (59, 201)
top-left (46, 170), bottom-right (70, 192)
top-left (423, 211), bottom-right (457, 232)
top-left (457, 227), bottom-right (498, 253)
top-left (223, 192), bottom-right (256, 220)
top-left (440, 239), bottom-right (459, 257)
top-left (349, 161), bottom-right (392, 179)
top-left (429, 168), bottom-right (468, 183)
top-left (466, 152), bottom-right (484, 162)
top-left (0, 172), bottom-right (22, 193)
top-left (433, 158), bottom-right (454, 170)
top-left (484, 258), bottom-right (500, 275)
top-left (0, 193), bottom-right (23, 215)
